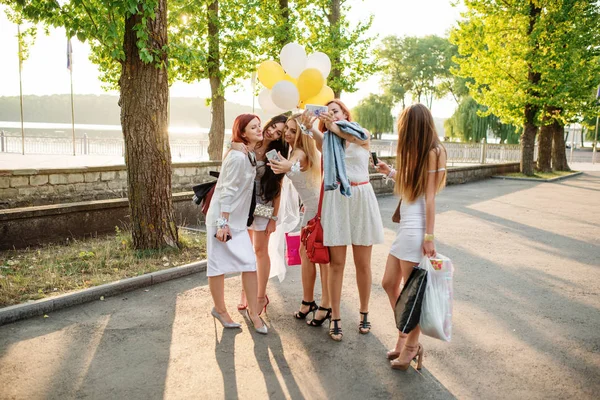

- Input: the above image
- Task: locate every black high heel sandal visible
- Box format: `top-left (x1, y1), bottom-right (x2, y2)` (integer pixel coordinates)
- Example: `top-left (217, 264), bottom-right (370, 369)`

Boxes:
top-left (307, 307), bottom-right (332, 327)
top-left (294, 300), bottom-right (318, 320)
top-left (329, 319), bottom-right (343, 341)
top-left (359, 311), bottom-right (371, 334)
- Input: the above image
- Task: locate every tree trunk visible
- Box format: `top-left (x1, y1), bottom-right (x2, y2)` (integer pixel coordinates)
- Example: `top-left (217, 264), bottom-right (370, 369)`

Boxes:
top-left (119, 0), bottom-right (178, 249)
top-left (277, 0), bottom-right (290, 50)
top-left (537, 108), bottom-right (553, 172)
top-left (329, 0), bottom-right (342, 99)
top-left (521, 2), bottom-right (541, 176)
top-left (207, 0), bottom-right (225, 161)
top-left (522, 106), bottom-right (538, 176)
top-left (552, 120), bottom-right (570, 171)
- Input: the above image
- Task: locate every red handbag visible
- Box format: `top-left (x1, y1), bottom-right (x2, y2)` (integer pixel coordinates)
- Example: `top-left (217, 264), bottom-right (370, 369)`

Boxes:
top-left (301, 180), bottom-right (330, 264)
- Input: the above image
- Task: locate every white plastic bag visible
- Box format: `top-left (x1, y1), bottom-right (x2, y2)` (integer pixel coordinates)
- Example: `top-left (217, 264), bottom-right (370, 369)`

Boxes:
top-left (419, 253), bottom-right (454, 341)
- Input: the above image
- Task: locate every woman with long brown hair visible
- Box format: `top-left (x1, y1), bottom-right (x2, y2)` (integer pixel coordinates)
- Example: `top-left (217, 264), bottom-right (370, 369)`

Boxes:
top-left (377, 103), bottom-right (447, 370)
top-left (206, 113), bottom-right (267, 334)
top-left (234, 115), bottom-right (289, 315)
top-left (268, 113), bottom-right (331, 326)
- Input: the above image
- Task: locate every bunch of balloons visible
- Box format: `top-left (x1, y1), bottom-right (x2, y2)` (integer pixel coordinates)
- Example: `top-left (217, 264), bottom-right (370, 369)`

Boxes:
top-left (257, 42), bottom-right (335, 114)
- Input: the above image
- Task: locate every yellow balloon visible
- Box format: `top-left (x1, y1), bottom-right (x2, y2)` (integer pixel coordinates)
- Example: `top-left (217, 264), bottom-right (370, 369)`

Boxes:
top-left (304, 85), bottom-right (335, 106)
top-left (297, 68), bottom-right (325, 101)
top-left (298, 100), bottom-right (306, 109)
top-left (257, 61), bottom-right (286, 89)
top-left (283, 74), bottom-right (298, 86)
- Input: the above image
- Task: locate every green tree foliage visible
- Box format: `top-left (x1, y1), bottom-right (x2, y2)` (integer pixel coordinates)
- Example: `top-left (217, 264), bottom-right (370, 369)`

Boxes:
top-left (297, 0), bottom-right (377, 98)
top-left (353, 94), bottom-right (393, 139)
top-left (451, 0), bottom-right (600, 173)
top-left (444, 96), bottom-right (519, 144)
top-left (378, 35), bottom-right (457, 109)
top-left (3, 0), bottom-right (179, 249)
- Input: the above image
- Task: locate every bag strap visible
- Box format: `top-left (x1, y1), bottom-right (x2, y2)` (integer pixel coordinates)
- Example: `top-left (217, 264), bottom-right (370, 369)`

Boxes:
top-left (316, 157), bottom-right (325, 218)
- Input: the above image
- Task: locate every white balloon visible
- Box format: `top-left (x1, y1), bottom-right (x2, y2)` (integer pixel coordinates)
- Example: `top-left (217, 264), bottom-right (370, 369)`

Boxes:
top-left (306, 52), bottom-right (331, 79)
top-left (271, 81), bottom-right (300, 111)
top-left (258, 88), bottom-right (286, 114)
top-left (280, 42), bottom-right (307, 79)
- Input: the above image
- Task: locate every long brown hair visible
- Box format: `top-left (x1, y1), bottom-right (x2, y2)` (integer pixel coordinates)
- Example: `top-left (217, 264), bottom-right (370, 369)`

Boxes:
top-left (394, 104), bottom-right (446, 202)
top-left (287, 114), bottom-right (320, 185)
top-left (318, 99), bottom-right (352, 132)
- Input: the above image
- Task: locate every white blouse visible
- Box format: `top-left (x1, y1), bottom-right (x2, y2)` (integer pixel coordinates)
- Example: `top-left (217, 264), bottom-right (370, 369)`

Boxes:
top-left (206, 150), bottom-right (256, 230)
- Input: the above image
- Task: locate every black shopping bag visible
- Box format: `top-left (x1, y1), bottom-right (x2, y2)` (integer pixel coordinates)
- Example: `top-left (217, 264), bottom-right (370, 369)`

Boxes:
top-left (395, 266), bottom-right (427, 334)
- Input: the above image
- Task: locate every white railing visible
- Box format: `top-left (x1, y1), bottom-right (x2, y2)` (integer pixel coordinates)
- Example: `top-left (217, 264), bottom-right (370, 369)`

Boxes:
top-left (371, 140), bottom-right (524, 164)
top-left (1, 132), bottom-right (577, 164)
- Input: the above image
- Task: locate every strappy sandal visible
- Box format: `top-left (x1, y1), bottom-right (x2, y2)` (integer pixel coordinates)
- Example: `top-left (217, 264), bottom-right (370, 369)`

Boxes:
top-left (329, 319), bottom-right (343, 341)
top-left (359, 311), bottom-right (371, 334)
top-left (307, 307), bottom-right (332, 327)
top-left (294, 300), bottom-right (318, 320)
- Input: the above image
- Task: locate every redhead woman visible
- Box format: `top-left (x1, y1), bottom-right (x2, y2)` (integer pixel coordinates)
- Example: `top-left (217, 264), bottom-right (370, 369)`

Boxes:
top-left (206, 113), bottom-right (267, 334)
top-left (298, 100), bottom-right (384, 341)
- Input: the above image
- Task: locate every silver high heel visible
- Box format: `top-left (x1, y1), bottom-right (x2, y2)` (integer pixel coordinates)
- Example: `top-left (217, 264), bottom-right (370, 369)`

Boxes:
top-left (211, 308), bottom-right (242, 329)
top-left (245, 309), bottom-right (268, 334)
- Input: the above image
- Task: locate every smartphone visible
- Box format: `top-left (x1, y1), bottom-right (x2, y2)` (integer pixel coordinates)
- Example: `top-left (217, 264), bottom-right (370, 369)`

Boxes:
top-left (306, 104), bottom-right (329, 117)
top-left (265, 149), bottom-right (281, 162)
top-left (371, 152), bottom-right (379, 166)
top-left (214, 233), bottom-right (232, 242)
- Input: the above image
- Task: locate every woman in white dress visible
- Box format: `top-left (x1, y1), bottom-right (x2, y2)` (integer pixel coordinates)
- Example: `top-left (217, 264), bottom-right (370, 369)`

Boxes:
top-left (300, 100), bottom-right (384, 341)
top-left (268, 113), bottom-right (332, 326)
top-left (235, 115), bottom-right (288, 316)
top-left (377, 103), bottom-right (447, 370)
top-left (206, 114), bottom-right (267, 334)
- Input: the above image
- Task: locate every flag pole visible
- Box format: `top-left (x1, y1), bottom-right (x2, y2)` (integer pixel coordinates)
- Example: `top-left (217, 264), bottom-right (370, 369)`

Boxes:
top-left (68, 38), bottom-right (76, 156)
top-left (17, 24), bottom-right (25, 155)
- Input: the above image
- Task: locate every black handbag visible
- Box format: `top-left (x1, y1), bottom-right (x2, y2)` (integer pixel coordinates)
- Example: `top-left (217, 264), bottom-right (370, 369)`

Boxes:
top-left (192, 171), bottom-right (220, 206)
top-left (395, 266), bottom-right (427, 334)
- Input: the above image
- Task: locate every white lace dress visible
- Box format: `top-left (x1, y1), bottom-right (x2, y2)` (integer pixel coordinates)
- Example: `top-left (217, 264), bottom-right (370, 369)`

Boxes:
top-left (321, 143), bottom-right (384, 247)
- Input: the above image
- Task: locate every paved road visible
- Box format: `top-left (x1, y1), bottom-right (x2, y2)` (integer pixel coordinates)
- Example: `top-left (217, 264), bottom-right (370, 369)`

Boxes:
top-left (1, 173), bottom-right (599, 399)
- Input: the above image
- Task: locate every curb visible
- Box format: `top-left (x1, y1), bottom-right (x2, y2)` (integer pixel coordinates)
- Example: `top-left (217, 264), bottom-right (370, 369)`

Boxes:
top-left (491, 171), bottom-right (583, 182)
top-left (0, 260), bottom-right (207, 327)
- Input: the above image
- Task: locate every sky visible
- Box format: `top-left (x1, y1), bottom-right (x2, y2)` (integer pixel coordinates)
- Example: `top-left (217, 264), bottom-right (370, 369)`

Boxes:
top-left (0, 0), bottom-right (464, 119)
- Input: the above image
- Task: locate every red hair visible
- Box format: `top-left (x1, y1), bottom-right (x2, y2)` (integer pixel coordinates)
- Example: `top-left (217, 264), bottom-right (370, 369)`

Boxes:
top-left (232, 114), bottom-right (260, 144)
top-left (319, 99), bottom-right (353, 132)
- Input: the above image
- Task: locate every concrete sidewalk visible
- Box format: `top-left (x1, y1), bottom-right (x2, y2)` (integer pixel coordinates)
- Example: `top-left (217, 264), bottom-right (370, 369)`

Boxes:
top-left (1, 173), bottom-right (599, 399)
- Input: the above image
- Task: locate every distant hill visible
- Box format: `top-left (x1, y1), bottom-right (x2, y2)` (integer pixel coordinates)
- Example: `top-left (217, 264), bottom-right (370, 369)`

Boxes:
top-left (0, 94), bottom-right (447, 138)
top-left (0, 94), bottom-right (272, 130)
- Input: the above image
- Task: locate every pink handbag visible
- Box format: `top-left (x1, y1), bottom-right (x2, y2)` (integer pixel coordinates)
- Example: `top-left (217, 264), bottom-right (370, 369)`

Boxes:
top-left (285, 232), bottom-right (302, 266)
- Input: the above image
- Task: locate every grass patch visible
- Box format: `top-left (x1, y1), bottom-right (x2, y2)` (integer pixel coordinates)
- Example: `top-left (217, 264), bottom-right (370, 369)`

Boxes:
top-left (0, 228), bottom-right (206, 308)
top-left (503, 171), bottom-right (578, 180)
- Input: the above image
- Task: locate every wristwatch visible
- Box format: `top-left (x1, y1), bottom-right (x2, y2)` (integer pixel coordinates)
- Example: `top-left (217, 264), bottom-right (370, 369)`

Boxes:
top-left (271, 215), bottom-right (278, 222)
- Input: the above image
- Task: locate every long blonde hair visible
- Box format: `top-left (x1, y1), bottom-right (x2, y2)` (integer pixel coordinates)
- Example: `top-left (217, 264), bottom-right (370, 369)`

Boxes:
top-left (287, 113), bottom-right (321, 185)
top-left (395, 104), bottom-right (446, 201)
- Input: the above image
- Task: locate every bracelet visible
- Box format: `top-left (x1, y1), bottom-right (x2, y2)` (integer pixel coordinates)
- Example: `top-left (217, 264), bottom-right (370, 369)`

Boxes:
top-left (299, 123), bottom-right (313, 137)
top-left (216, 217), bottom-right (228, 229)
top-left (289, 160), bottom-right (301, 173)
top-left (384, 167), bottom-right (396, 184)
top-left (424, 233), bottom-right (435, 242)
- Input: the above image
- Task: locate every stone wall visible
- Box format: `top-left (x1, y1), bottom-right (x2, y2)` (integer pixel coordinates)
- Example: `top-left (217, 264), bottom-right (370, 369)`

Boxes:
top-left (0, 161), bottom-right (519, 250)
top-left (0, 162), bottom-right (221, 209)
top-left (0, 158), bottom-right (520, 209)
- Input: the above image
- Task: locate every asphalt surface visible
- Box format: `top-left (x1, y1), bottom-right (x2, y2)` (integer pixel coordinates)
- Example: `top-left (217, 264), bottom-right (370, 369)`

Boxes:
top-left (1, 173), bottom-right (599, 400)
